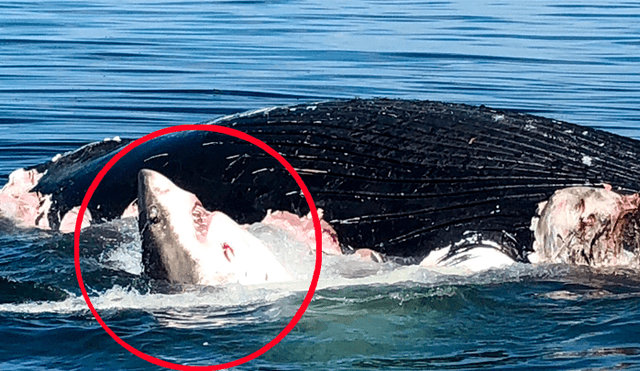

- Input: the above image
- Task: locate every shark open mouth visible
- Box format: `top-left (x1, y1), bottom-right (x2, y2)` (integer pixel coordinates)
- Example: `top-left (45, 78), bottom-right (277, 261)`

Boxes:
top-left (192, 201), bottom-right (211, 243)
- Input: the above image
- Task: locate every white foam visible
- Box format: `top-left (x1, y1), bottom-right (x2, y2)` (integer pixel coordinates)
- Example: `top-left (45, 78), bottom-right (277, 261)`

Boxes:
top-left (0, 278), bottom-right (307, 330)
top-left (0, 260), bottom-right (566, 330)
top-left (100, 239), bottom-right (143, 275)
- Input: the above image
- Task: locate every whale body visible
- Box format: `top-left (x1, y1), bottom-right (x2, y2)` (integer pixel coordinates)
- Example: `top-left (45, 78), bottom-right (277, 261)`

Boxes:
top-left (3, 99), bottom-right (640, 266)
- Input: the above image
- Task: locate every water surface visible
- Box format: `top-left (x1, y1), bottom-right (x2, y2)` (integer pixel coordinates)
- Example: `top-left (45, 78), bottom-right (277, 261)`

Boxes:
top-left (1, 1), bottom-right (640, 370)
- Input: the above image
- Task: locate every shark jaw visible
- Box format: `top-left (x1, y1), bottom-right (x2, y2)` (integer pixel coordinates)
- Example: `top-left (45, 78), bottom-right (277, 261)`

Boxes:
top-left (137, 169), bottom-right (292, 286)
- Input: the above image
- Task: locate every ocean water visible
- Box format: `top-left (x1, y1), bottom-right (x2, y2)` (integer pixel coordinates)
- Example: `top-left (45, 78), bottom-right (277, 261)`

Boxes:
top-left (2, 0), bottom-right (640, 370)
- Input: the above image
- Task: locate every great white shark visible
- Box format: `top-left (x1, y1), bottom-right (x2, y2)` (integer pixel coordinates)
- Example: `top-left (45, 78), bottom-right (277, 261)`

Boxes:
top-left (137, 169), bottom-right (292, 285)
top-left (2, 98), bottom-right (640, 281)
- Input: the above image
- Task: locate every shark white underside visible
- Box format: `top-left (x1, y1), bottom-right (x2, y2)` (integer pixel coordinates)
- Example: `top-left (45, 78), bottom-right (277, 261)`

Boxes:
top-left (137, 169), bottom-right (292, 286)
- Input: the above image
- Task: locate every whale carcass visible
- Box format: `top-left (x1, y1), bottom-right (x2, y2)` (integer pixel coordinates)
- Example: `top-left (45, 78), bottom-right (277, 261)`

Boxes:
top-left (2, 99), bottom-right (640, 270)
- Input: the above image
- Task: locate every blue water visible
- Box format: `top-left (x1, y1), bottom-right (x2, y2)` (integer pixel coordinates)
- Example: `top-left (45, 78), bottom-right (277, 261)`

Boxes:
top-left (2, 0), bottom-right (640, 370)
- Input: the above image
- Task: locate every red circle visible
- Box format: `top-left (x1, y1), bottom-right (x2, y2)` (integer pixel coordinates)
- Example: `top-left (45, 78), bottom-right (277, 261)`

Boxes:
top-left (73, 125), bottom-right (323, 370)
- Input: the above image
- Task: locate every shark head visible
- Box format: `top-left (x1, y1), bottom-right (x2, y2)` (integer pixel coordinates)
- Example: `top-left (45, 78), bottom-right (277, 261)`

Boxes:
top-left (137, 169), bottom-right (291, 285)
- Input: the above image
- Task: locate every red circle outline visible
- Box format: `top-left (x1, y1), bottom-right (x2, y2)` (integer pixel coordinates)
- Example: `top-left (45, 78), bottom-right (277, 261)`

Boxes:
top-left (73, 125), bottom-right (323, 370)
